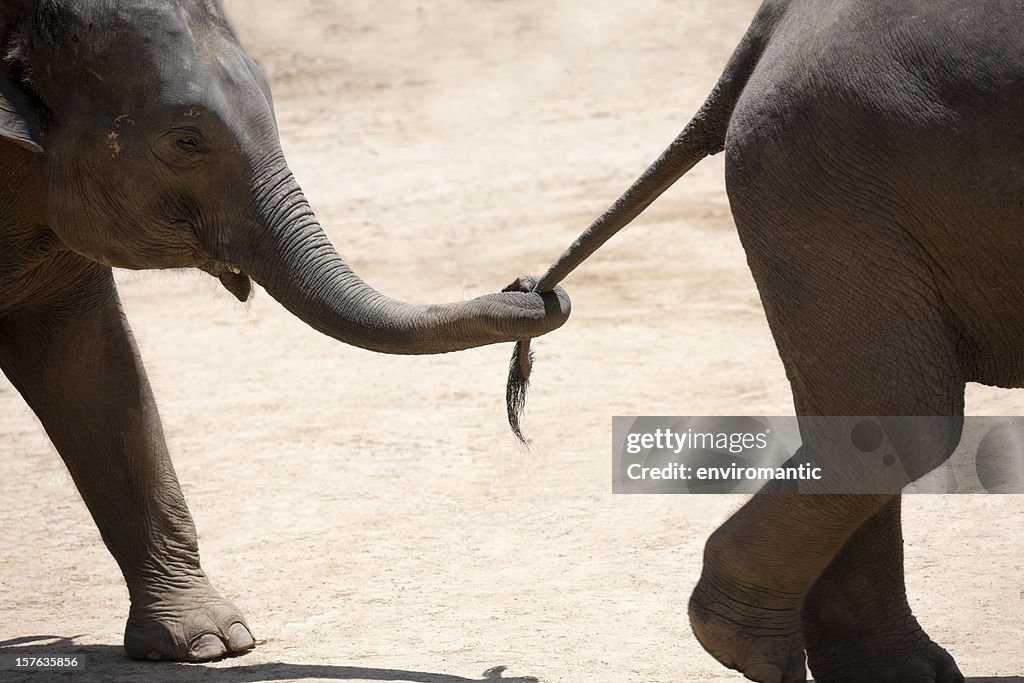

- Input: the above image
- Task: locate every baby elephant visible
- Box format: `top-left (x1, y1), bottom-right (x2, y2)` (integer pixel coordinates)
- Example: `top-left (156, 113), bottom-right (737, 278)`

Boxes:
top-left (511, 0), bottom-right (1023, 681)
top-left (0, 0), bottom-right (568, 661)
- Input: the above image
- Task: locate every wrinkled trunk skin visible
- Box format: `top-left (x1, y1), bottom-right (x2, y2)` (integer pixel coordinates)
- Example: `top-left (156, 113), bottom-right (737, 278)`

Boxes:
top-left (220, 173), bottom-right (570, 355)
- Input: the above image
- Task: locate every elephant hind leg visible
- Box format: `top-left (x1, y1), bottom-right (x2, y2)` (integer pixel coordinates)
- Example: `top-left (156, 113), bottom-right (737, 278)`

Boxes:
top-left (688, 212), bottom-right (968, 681)
top-left (801, 496), bottom-right (964, 683)
top-left (690, 386), bottom-right (966, 682)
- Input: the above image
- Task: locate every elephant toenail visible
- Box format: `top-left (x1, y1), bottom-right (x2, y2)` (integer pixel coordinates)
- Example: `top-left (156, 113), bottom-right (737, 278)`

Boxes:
top-left (227, 622), bottom-right (255, 651)
top-left (188, 633), bottom-right (226, 660)
top-left (146, 651), bottom-right (162, 661)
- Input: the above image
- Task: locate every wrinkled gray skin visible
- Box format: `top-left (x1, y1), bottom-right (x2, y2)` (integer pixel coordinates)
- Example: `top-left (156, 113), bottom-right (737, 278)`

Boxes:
top-left (0, 0), bottom-right (569, 662)
top-left (523, 0), bottom-right (1023, 681)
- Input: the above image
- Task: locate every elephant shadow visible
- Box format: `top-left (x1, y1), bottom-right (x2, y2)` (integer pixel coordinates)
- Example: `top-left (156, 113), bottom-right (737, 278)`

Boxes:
top-left (0, 635), bottom-right (539, 682)
top-left (2, 636), bottom-right (1020, 682)
top-left (810, 679), bottom-right (1021, 683)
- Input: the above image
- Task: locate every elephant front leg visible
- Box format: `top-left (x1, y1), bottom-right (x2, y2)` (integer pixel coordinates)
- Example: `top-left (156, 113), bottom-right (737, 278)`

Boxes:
top-left (0, 267), bottom-right (254, 661)
top-left (800, 496), bottom-right (963, 683)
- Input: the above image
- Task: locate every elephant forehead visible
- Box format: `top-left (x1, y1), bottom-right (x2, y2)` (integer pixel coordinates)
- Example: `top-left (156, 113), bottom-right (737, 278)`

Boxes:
top-left (25, 1), bottom-right (269, 131)
top-left (26, 1), bottom-right (235, 85)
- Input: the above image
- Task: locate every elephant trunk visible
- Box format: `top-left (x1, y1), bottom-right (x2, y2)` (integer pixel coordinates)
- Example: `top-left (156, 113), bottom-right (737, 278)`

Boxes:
top-left (221, 172), bottom-right (570, 355)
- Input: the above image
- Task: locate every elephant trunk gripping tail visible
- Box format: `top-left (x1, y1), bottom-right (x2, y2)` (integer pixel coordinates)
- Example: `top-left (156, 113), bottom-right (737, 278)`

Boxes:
top-left (505, 3), bottom-right (761, 438)
top-left (0, 0), bottom-right (568, 663)
top-left (510, 1), bottom-right (1024, 681)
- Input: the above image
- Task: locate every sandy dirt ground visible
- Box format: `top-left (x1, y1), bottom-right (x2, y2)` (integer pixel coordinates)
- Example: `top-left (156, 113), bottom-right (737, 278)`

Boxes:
top-left (1, 1), bottom-right (1021, 681)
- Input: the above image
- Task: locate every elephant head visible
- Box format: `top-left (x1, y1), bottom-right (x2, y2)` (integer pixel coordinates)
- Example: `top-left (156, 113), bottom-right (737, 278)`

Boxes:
top-left (0, 0), bottom-right (569, 353)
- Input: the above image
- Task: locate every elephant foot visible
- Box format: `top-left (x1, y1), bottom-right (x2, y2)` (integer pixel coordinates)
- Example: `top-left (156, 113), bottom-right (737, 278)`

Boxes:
top-left (124, 578), bottom-right (255, 661)
top-left (688, 576), bottom-right (807, 683)
top-left (804, 623), bottom-right (963, 683)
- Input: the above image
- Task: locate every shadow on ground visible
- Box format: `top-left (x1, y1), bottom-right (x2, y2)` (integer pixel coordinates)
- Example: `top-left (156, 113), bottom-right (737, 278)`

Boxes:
top-left (812, 679), bottom-right (1022, 682)
top-left (0, 636), bottom-right (539, 682)
top-left (3, 636), bottom-right (1020, 682)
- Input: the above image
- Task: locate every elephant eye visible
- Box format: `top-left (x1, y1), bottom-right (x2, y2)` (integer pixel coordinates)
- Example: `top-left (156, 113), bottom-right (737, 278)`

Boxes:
top-left (154, 128), bottom-right (208, 168)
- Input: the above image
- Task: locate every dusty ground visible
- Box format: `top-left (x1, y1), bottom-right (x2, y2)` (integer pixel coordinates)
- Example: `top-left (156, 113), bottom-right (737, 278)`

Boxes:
top-left (1, 1), bottom-right (1021, 681)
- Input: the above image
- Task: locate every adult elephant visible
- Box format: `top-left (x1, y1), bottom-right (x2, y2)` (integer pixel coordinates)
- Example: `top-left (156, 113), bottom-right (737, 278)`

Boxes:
top-left (0, 0), bottom-right (569, 663)
top-left (511, 0), bottom-right (1019, 681)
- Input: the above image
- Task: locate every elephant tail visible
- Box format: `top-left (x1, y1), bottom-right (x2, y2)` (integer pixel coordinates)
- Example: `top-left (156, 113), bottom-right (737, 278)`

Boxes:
top-left (506, 2), bottom-right (783, 442)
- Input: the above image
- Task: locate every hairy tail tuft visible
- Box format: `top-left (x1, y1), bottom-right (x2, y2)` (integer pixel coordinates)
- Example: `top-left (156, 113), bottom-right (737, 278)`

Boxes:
top-left (506, 339), bottom-right (535, 445)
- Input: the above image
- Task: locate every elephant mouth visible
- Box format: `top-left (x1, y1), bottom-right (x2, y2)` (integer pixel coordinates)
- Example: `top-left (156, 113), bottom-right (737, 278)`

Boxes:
top-left (217, 269), bottom-right (252, 301)
top-left (199, 259), bottom-right (252, 302)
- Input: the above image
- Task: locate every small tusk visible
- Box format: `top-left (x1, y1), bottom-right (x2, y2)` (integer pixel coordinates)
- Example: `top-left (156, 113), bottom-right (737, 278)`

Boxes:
top-left (228, 266), bottom-right (241, 274)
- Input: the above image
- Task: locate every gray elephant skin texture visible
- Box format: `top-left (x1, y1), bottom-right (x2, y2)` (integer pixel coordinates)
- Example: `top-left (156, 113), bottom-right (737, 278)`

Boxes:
top-left (0, 0), bottom-right (569, 663)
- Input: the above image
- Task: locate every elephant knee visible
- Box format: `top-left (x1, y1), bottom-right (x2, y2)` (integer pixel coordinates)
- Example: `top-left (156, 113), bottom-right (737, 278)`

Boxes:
top-left (795, 416), bottom-right (963, 494)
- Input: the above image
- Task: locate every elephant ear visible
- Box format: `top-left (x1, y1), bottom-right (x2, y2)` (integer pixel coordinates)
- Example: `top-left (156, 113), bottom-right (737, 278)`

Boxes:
top-left (0, 69), bottom-right (42, 153)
